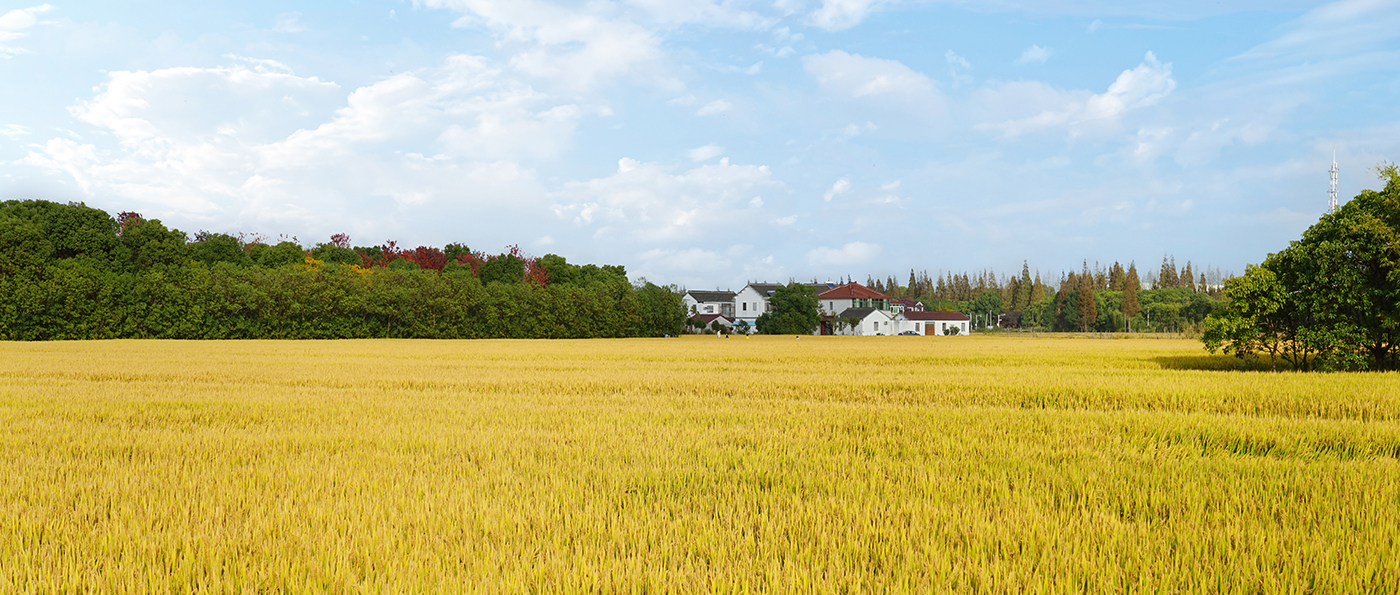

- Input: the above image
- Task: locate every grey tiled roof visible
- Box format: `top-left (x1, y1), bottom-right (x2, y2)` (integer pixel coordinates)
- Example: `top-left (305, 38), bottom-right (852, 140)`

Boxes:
top-left (686, 290), bottom-right (736, 303)
top-left (744, 282), bottom-right (832, 297)
top-left (835, 307), bottom-right (886, 319)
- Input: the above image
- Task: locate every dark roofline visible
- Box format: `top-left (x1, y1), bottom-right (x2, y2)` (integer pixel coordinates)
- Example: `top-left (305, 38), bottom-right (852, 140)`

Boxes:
top-left (686, 290), bottom-right (736, 302)
top-left (835, 307), bottom-right (889, 319)
top-left (903, 311), bottom-right (970, 321)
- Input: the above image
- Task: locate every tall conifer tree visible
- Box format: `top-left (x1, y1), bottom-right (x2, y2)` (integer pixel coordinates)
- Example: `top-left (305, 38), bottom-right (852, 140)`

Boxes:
top-left (1078, 261), bottom-right (1098, 332)
top-left (1122, 262), bottom-right (1141, 331)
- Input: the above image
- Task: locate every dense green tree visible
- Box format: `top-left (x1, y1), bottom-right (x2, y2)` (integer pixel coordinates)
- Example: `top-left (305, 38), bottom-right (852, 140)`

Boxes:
top-left (755, 283), bottom-right (820, 335)
top-left (1203, 164), bottom-right (1400, 370)
top-left (477, 253), bottom-right (525, 284)
top-left (1202, 265), bottom-right (1293, 370)
top-left (537, 253), bottom-right (580, 285)
top-left (443, 243), bottom-right (472, 262)
top-left (0, 200), bottom-right (683, 341)
top-left (191, 232), bottom-right (252, 267)
top-left (252, 241), bottom-right (306, 269)
top-left (310, 242), bottom-right (360, 266)
top-left (0, 200), bottom-right (124, 272)
top-left (120, 217), bottom-right (189, 272)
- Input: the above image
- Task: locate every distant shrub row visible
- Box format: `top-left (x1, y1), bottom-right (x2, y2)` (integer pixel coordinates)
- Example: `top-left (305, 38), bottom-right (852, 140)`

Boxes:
top-left (0, 200), bottom-right (685, 340)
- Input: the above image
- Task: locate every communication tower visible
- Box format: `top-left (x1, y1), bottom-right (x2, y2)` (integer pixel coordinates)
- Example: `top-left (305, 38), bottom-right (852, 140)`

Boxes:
top-left (1329, 152), bottom-right (1339, 214)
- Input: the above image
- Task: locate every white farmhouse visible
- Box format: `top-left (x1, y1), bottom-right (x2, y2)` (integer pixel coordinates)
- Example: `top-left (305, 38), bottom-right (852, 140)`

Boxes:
top-left (901, 311), bottom-right (971, 336)
top-left (732, 282), bottom-right (833, 329)
top-left (828, 307), bottom-right (899, 336)
top-left (817, 282), bottom-right (892, 316)
top-left (683, 290), bottom-right (736, 318)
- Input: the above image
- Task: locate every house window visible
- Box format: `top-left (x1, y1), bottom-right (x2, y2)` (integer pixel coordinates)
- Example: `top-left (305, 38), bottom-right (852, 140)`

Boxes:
top-left (743, 302), bottom-right (747, 311)
top-left (705, 305), bottom-right (714, 313)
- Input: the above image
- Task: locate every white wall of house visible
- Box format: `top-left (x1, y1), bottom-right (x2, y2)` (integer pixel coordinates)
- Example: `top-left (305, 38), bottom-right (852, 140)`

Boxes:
top-left (733, 285), bottom-right (770, 325)
top-left (833, 310), bottom-right (898, 336)
top-left (928, 320), bottom-right (969, 336)
top-left (822, 298), bottom-right (853, 316)
top-left (683, 295), bottom-right (734, 318)
top-left (892, 313), bottom-right (970, 336)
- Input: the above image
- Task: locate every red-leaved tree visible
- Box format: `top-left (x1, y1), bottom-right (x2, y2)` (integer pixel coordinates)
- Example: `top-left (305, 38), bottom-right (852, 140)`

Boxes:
top-left (116, 212), bottom-right (143, 237)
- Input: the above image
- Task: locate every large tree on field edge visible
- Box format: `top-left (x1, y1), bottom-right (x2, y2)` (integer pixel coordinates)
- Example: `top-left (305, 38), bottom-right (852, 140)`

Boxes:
top-left (1204, 164), bottom-right (1400, 371)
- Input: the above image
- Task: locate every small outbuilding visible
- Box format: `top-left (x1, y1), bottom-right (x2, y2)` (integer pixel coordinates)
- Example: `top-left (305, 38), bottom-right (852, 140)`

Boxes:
top-left (900, 311), bottom-right (971, 336)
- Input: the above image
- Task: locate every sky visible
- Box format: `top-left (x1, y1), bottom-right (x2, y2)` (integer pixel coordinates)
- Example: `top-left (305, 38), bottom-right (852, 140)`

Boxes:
top-left (2, 0), bottom-right (1398, 289)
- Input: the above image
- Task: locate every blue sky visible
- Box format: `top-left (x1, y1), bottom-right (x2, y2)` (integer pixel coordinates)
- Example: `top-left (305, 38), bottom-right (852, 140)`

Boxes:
top-left (2, 0), bottom-right (1398, 288)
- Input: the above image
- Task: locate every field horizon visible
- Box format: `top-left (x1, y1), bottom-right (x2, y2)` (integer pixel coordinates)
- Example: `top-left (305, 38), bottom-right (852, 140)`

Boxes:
top-left (3, 336), bottom-right (1397, 592)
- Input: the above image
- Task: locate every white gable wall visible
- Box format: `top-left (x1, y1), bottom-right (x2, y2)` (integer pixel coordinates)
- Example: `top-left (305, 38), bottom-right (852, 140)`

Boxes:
top-left (733, 286), bottom-right (771, 325)
top-left (822, 298), bottom-right (853, 316)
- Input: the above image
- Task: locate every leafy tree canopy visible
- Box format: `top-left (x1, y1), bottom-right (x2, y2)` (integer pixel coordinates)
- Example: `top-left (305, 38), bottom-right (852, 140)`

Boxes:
top-left (1204, 164), bottom-right (1400, 370)
top-left (755, 283), bottom-right (820, 335)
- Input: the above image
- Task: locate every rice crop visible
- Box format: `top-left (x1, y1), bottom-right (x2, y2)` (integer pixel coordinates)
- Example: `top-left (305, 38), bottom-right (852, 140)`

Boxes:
top-left (1, 336), bottom-right (1397, 593)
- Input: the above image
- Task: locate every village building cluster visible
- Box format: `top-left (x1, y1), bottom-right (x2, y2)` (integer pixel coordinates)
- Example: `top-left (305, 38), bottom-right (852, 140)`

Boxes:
top-left (683, 282), bottom-right (971, 336)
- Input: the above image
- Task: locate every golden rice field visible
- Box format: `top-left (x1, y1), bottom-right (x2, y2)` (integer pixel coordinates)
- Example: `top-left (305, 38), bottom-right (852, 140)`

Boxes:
top-left (1, 335), bottom-right (1398, 593)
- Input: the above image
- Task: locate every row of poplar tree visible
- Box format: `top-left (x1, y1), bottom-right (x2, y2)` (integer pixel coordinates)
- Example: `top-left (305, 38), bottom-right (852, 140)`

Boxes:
top-left (0, 200), bottom-right (686, 340)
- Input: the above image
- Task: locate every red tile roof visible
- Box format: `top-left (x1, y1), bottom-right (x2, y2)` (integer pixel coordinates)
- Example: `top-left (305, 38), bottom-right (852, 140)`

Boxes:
top-left (817, 282), bottom-right (891, 300)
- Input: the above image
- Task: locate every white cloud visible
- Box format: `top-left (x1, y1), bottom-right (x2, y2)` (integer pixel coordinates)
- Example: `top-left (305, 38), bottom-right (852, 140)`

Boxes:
top-left (1233, 0), bottom-right (1400, 62)
top-left (621, 0), bottom-right (778, 29)
top-left (839, 121), bottom-right (878, 139)
top-left (638, 247), bottom-right (729, 274)
top-left (21, 54), bottom-right (577, 238)
top-left (272, 13), bottom-right (307, 33)
top-left (823, 177), bottom-right (850, 201)
top-left (773, 26), bottom-right (804, 44)
top-left (421, 0), bottom-right (670, 91)
top-left (806, 241), bottom-right (881, 266)
top-left (688, 144), bottom-right (725, 161)
top-left (804, 50), bottom-right (943, 109)
top-left (696, 99), bottom-right (732, 116)
top-left (1083, 52), bottom-right (1175, 119)
top-left (1017, 45), bottom-right (1051, 64)
top-left (1, 124), bottom-right (30, 138)
top-left (1088, 19), bottom-right (1177, 32)
top-left (946, 50), bottom-right (973, 86)
top-left (975, 52), bottom-right (1175, 138)
top-left (808, 0), bottom-right (889, 31)
top-left (554, 157), bottom-right (781, 242)
top-left (0, 4), bottom-right (53, 58)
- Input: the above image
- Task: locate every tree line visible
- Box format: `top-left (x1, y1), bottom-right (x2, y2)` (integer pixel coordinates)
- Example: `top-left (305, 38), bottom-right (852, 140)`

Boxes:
top-left (1203, 165), bottom-right (1400, 371)
top-left (847, 255), bottom-right (1228, 333)
top-left (0, 200), bottom-right (685, 340)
